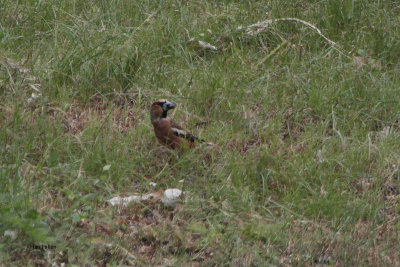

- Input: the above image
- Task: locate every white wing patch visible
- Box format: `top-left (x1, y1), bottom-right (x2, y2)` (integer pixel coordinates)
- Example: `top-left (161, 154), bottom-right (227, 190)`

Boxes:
top-left (171, 128), bottom-right (186, 138)
top-left (172, 127), bottom-right (203, 142)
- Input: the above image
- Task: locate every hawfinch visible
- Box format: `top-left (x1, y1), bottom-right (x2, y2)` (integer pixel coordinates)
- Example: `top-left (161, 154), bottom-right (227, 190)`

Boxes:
top-left (150, 99), bottom-right (204, 150)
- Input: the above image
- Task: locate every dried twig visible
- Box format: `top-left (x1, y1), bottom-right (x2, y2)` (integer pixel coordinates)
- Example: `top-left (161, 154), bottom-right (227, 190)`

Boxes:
top-left (238, 18), bottom-right (349, 56)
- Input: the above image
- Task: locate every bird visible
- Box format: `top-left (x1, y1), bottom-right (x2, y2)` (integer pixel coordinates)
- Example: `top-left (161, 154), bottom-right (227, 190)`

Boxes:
top-left (150, 99), bottom-right (206, 150)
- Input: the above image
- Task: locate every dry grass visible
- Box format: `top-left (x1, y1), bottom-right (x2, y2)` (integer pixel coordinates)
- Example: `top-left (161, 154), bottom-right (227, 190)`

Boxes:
top-left (1, 0), bottom-right (400, 265)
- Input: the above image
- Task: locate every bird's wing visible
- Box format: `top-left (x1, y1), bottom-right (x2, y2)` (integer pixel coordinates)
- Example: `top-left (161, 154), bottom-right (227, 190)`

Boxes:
top-left (170, 119), bottom-right (204, 143)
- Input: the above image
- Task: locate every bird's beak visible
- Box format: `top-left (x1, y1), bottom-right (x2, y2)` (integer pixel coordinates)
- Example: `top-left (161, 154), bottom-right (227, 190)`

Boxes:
top-left (163, 101), bottom-right (175, 111)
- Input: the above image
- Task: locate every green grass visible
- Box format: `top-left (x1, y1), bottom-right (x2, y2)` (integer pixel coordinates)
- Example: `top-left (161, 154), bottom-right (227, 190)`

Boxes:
top-left (1, 0), bottom-right (400, 265)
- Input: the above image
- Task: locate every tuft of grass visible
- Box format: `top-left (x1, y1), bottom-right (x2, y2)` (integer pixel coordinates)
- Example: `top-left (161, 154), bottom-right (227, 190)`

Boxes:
top-left (1, 0), bottom-right (400, 265)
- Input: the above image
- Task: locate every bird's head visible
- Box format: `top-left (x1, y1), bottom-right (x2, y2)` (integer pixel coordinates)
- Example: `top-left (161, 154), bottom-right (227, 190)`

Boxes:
top-left (150, 99), bottom-right (176, 122)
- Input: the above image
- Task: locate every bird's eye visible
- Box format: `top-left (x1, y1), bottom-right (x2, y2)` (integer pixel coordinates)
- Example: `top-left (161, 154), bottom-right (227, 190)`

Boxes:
top-left (157, 102), bottom-right (165, 107)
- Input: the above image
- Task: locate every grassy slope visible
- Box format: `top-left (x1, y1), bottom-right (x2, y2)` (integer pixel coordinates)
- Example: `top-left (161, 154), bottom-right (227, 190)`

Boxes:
top-left (1, 0), bottom-right (400, 265)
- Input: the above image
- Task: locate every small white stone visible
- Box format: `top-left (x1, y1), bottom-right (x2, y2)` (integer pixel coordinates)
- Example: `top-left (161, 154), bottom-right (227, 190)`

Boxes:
top-left (27, 92), bottom-right (41, 103)
top-left (162, 189), bottom-right (183, 208)
top-left (4, 230), bottom-right (17, 240)
top-left (198, 40), bottom-right (218, 51)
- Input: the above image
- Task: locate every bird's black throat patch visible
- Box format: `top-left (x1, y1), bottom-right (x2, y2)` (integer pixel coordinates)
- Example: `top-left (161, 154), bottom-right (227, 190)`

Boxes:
top-left (161, 110), bottom-right (168, 118)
